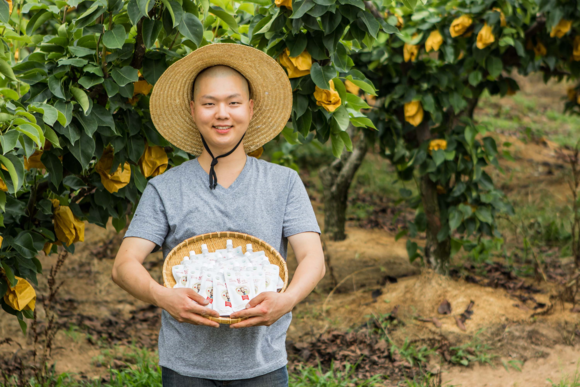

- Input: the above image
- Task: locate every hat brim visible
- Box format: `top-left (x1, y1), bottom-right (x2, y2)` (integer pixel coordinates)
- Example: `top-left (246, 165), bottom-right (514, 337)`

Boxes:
top-left (149, 43), bottom-right (292, 157)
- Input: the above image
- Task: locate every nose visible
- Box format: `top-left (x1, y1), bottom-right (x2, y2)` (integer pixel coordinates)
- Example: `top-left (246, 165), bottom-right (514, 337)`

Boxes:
top-left (216, 102), bottom-right (229, 120)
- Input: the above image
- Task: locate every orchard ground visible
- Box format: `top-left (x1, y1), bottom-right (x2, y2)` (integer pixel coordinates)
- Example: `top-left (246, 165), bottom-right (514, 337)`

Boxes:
top-left (1, 73), bottom-right (580, 386)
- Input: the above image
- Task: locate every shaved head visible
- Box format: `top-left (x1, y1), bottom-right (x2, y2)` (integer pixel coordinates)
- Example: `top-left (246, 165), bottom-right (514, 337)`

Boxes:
top-left (191, 65), bottom-right (251, 101)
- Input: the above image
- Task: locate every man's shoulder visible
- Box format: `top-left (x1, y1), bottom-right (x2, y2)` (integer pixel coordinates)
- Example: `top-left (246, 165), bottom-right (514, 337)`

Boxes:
top-left (251, 157), bottom-right (297, 179)
top-left (147, 159), bottom-right (196, 187)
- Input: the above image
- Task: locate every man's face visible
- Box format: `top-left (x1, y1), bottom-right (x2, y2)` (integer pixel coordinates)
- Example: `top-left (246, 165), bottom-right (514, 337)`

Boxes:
top-left (189, 66), bottom-right (254, 151)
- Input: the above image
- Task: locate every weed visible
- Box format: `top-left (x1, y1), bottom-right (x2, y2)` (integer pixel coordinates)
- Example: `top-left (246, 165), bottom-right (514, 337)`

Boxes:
top-left (400, 373), bottom-right (457, 387)
top-left (449, 329), bottom-right (496, 367)
top-left (547, 367), bottom-right (580, 387)
top-left (63, 324), bottom-right (82, 342)
top-left (290, 361), bottom-right (384, 387)
top-left (392, 339), bottom-right (435, 368)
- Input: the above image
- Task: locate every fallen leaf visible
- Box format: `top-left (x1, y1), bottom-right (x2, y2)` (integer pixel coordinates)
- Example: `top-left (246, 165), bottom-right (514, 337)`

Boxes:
top-left (432, 317), bottom-right (442, 328)
top-left (455, 316), bottom-right (466, 331)
top-left (438, 299), bottom-right (452, 315)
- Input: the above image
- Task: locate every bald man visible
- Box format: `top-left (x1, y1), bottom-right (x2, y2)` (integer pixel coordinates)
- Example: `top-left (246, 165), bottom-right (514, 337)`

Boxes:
top-left (112, 64), bottom-right (325, 386)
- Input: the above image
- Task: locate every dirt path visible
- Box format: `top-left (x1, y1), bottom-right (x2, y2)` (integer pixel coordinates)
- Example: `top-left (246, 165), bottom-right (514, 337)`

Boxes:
top-left (443, 344), bottom-right (580, 386)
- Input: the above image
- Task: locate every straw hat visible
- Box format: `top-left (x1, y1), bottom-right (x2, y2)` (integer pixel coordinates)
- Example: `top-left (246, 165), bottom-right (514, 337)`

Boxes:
top-left (149, 44), bottom-right (293, 157)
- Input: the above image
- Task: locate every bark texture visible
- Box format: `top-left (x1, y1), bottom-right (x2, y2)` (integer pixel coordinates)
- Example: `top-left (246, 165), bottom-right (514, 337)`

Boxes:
top-left (319, 126), bottom-right (369, 241)
top-left (416, 121), bottom-right (451, 274)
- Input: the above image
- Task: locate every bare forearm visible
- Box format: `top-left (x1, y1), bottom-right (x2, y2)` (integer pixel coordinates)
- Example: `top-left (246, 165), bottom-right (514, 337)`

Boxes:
top-left (112, 258), bottom-right (166, 307)
top-left (284, 253), bottom-right (325, 308)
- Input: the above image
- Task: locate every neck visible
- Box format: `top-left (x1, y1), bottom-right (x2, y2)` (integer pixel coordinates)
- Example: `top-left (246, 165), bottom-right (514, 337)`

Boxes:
top-left (197, 141), bottom-right (247, 172)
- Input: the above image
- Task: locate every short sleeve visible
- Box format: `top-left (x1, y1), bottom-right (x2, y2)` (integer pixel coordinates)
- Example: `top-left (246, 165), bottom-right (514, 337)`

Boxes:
top-left (282, 170), bottom-right (321, 238)
top-left (124, 182), bottom-right (169, 250)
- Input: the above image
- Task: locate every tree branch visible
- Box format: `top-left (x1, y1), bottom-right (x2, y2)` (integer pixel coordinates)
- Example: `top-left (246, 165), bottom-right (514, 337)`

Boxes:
top-left (333, 127), bottom-right (369, 195)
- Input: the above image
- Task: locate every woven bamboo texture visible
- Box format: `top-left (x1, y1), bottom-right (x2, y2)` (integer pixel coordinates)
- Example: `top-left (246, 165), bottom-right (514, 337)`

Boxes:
top-left (162, 231), bottom-right (288, 324)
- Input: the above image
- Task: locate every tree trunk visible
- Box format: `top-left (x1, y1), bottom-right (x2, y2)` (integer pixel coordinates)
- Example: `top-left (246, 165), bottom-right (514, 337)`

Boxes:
top-left (416, 121), bottom-right (451, 274)
top-left (319, 126), bottom-right (369, 241)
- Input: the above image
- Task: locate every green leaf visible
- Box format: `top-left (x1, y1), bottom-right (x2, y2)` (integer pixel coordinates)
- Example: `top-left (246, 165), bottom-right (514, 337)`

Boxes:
top-left (143, 19), bottom-right (163, 49)
top-left (483, 137), bottom-right (498, 157)
top-left (44, 126), bottom-right (61, 149)
top-left (68, 46), bottom-right (96, 57)
top-left (26, 10), bottom-right (53, 36)
top-left (449, 209), bottom-right (463, 231)
top-left (210, 6), bottom-right (238, 33)
top-left (70, 86), bottom-right (90, 114)
top-left (103, 25), bottom-right (127, 49)
top-left (281, 126), bottom-right (300, 145)
top-left (0, 58), bottom-right (17, 82)
top-left (345, 93), bottom-right (370, 110)
top-left (0, 88), bottom-right (19, 100)
top-left (310, 63), bottom-right (337, 90)
top-left (345, 75), bottom-right (376, 96)
top-left (332, 106), bottom-right (349, 131)
top-left (338, 131), bottom-right (353, 152)
top-left (0, 191), bottom-right (5, 212)
top-left (178, 13), bottom-right (203, 45)
top-left (330, 132), bottom-right (344, 157)
top-left (350, 116), bottom-right (376, 129)
top-left (475, 207), bottom-right (492, 224)
top-left (74, 111), bottom-right (98, 137)
top-left (48, 75), bottom-right (66, 99)
top-left (143, 57), bottom-right (168, 85)
top-left (464, 125), bottom-right (476, 147)
top-left (468, 70), bottom-right (482, 86)
top-left (111, 66), bottom-right (139, 87)
top-left (0, 0), bottom-right (9, 24)
top-left (487, 56), bottom-right (502, 78)
top-left (40, 152), bottom-right (63, 187)
top-left (131, 165), bottom-right (147, 192)
top-left (0, 155), bottom-right (20, 193)
top-left (78, 74), bottom-right (104, 89)
top-left (358, 11), bottom-right (379, 38)
top-left (401, 0), bottom-right (417, 10)
top-left (32, 104), bottom-right (59, 126)
top-left (0, 131), bottom-right (19, 154)
top-left (432, 149), bottom-right (445, 166)
top-left (1, 262), bottom-right (16, 287)
top-left (103, 78), bottom-right (120, 97)
top-left (16, 124), bottom-right (43, 148)
top-left (67, 131), bottom-right (95, 170)
top-left (290, 0), bottom-right (315, 19)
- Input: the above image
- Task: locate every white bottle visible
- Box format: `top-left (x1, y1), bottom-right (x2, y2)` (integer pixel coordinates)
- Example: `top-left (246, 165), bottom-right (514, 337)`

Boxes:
top-left (245, 244), bottom-right (253, 256)
top-left (189, 250), bottom-right (197, 259)
top-left (201, 244), bottom-right (209, 257)
top-left (226, 240), bottom-right (233, 253)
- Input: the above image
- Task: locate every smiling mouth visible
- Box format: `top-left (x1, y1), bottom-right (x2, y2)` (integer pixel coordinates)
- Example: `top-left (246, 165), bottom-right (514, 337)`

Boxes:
top-left (213, 125), bottom-right (233, 130)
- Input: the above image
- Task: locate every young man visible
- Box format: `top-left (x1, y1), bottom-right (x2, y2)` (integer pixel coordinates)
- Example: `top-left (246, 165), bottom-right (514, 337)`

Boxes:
top-left (112, 44), bottom-right (325, 386)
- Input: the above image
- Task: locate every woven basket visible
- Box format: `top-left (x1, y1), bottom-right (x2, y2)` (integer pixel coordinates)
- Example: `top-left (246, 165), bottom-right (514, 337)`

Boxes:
top-left (162, 231), bottom-right (288, 324)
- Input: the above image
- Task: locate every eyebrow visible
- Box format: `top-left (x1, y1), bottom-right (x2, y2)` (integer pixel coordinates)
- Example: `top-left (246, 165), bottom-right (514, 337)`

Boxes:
top-left (200, 93), bottom-right (243, 100)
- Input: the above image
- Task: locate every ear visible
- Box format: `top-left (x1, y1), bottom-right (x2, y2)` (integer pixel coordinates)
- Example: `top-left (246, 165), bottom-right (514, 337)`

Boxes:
top-left (248, 99), bottom-right (254, 120)
top-left (190, 100), bottom-right (195, 116)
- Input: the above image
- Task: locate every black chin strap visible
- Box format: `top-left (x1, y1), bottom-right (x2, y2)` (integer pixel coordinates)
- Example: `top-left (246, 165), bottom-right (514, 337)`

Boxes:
top-left (199, 131), bottom-right (246, 190)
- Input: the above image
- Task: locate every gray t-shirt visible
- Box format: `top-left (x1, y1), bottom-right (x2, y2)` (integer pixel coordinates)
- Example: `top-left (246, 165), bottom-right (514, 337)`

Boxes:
top-left (123, 155), bottom-right (321, 380)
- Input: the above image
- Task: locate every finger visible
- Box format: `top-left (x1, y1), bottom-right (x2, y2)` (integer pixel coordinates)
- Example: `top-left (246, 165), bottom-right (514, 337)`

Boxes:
top-left (230, 316), bottom-right (266, 329)
top-left (230, 305), bottom-right (267, 320)
top-left (246, 292), bottom-right (268, 308)
top-left (187, 302), bottom-right (220, 318)
top-left (184, 289), bottom-right (209, 305)
top-left (183, 313), bottom-right (220, 328)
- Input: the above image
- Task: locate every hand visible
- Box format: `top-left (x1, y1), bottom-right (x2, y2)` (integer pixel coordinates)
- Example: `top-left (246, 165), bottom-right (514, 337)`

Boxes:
top-left (155, 286), bottom-right (221, 328)
top-left (229, 292), bottom-right (295, 329)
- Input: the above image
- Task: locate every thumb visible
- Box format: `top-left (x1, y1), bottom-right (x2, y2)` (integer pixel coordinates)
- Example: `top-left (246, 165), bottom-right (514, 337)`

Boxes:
top-left (247, 292), bottom-right (267, 308)
top-left (185, 288), bottom-right (209, 305)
